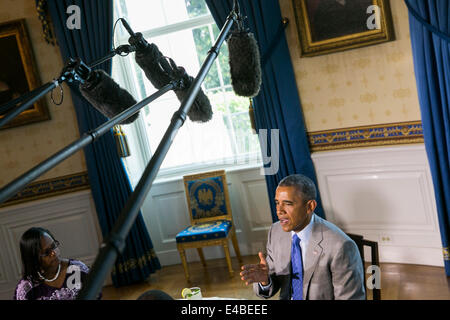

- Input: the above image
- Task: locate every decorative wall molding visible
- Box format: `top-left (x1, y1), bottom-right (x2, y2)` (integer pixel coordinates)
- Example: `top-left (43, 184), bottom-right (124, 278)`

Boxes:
top-left (308, 121), bottom-right (423, 152)
top-left (0, 190), bottom-right (103, 299)
top-left (311, 145), bottom-right (444, 266)
top-left (0, 172), bottom-right (90, 208)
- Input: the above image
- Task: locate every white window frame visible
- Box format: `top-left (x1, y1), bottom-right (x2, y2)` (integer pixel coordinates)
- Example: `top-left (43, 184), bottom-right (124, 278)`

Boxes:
top-left (112, 1), bottom-right (262, 186)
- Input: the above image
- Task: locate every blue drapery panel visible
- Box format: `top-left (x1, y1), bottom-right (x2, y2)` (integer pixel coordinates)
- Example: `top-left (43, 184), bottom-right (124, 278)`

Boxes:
top-left (205, 0), bottom-right (325, 221)
top-left (405, 0), bottom-right (450, 275)
top-left (45, 0), bottom-right (161, 286)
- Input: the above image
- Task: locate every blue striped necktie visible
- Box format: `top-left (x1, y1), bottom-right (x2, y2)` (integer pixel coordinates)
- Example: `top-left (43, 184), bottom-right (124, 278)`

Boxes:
top-left (291, 234), bottom-right (303, 300)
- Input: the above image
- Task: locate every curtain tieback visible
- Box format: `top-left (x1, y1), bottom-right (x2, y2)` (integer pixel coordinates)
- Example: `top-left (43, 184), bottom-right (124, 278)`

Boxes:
top-left (404, 0), bottom-right (450, 43)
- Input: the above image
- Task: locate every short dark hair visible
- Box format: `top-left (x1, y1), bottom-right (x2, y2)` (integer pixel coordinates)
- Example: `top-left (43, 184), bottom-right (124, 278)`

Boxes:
top-left (19, 227), bottom-right (58, 281)
top-left (278, 174), bottom-right (317, 202)
top-left (137, 290), bottom-right (174, 300)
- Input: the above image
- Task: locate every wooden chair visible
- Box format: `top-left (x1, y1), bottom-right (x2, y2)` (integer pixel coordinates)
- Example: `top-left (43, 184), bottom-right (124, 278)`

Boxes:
top-left (176, 170), bottom-right (242, 282)
top-left (346, 233), bottom-right (381, 300)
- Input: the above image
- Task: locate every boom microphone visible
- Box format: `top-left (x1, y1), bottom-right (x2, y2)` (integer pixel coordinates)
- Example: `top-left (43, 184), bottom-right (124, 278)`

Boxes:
top-left (128, 32), bottom-right (213, 123)
top-left (79, 70), bottom-right (139, 124)
top-left (167, 58), bottom-right (213, 122)
top-left (227, 23), bottom-right (262, 97)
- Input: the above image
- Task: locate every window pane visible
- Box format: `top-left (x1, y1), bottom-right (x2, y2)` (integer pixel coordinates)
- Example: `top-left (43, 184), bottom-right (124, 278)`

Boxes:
top-left (121, 0), bottom-right (208, 32)
top-left (212, 24), bottom-right (231, 87)
top-left (135, 29), bottom-right (235, 169)
top-left (185, 0), bottom-right (209, 18)
top-left (192, 26), bottom-right (220, 90)
top-left (231, 112), bottom-right (260, 154)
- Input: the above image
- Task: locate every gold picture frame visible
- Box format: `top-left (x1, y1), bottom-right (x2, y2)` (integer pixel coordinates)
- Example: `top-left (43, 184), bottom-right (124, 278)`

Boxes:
top-left (0, 19), bottom-right (50, 130)
top-left (292, 0), bottom-right (395, 57)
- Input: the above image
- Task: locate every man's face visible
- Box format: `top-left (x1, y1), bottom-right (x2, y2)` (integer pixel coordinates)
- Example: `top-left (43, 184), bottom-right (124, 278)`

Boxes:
top-left (275, 186), bottom-right (317, 233)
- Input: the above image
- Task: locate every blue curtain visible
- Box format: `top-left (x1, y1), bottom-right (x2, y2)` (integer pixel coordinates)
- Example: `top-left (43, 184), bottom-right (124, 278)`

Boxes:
top-left (45, 0), bottom-right (161, 286)
top-left (205, 0), bottom-right (325, 221)
top-left (405, 0), bottom-right (450, 275)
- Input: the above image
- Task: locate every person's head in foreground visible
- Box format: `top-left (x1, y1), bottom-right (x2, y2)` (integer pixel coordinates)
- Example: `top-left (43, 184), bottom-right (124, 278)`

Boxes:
top-left (137, 289), bottom-right (174, 300)
top-left (240, 174), bottom-right (365, 300)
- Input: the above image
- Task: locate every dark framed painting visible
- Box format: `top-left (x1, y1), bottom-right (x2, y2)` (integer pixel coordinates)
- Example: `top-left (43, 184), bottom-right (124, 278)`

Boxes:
top-left (0, 19), bottom-right (50, 130)
top-left (292, 0), bottom-right (395, 57)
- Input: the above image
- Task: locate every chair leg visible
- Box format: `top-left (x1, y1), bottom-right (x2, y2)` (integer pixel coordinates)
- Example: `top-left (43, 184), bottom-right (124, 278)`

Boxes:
top-left (197, 248), bottom-right (207, 267)
top-left (223, 241), bottom-right (234, 277)
top-left (178, 247), bottom-right (190, 282)
top-left (231, 231), bottom-right (242, 263)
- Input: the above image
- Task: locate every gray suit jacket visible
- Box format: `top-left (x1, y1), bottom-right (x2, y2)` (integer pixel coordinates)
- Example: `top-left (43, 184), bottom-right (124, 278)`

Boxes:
top-left (253, 214), bottom-right (365, 300)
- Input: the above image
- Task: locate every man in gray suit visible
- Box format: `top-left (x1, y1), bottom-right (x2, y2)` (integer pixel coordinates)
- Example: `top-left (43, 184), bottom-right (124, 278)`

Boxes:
top-left (240, 174), bottom-right (365, 300)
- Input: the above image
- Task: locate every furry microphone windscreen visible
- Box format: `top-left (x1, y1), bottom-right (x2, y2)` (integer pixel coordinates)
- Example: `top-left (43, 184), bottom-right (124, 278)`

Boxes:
top-left (174, 73), bottom-right (213, 123)
top-left (134, 43), bottom-right (172, 90)
top-left (79, 70), bottom-right (139, 125)
top-left (133, 40), bottom-right (213, 123)
top-left (228, 31), bottom-right (262, 98)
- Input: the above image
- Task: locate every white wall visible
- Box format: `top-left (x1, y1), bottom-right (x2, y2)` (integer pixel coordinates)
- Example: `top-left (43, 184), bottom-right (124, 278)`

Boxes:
top-left (312, 144), bottom-right (444, 266)
top-left (0, 190), bottom-right (103, 300)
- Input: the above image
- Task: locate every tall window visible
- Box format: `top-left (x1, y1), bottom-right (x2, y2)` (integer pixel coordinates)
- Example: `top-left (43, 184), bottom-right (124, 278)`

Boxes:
top-left (113, 0), bottom-right (261, 182)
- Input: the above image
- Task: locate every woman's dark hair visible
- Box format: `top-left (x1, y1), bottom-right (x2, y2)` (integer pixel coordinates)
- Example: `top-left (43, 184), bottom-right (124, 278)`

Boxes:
top-left (19, 227), bottom-right (58, 281)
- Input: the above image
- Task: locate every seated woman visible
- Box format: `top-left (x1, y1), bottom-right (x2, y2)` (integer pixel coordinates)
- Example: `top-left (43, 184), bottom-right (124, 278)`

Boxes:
top-left (13, 227), bottom-right (100, 300)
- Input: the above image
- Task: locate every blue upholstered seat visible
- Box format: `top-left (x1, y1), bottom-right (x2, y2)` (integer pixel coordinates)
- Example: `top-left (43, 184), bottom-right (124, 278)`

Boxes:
top-left (176, 220), bottom-right (232, 243)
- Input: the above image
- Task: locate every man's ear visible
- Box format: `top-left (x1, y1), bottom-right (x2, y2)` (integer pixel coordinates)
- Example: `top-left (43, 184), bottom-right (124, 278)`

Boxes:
top-left (307, 200), bottom-right (317, 214)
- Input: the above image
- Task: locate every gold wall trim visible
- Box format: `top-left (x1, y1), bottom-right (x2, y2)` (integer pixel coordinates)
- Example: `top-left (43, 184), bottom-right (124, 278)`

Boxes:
top-left (0, 172), bottom-right (90, 208)
top-left (308, 121), bottom-right (424, 152)
top-left (111, 249), bottom-right (159, 275)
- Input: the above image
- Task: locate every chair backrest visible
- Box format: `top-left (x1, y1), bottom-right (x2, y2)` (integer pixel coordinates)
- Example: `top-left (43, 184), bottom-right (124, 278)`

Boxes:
top-left (346, 233), bottom-right (381, 300)
top-left (183, 170), bottom-right (233, 225)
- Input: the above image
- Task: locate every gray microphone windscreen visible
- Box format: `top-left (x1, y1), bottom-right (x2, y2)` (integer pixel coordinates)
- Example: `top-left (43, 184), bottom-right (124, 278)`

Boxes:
top-left (228, 31), bottom-right (262, 98)
top-left (134, 43), bottom-right (172, 90)
top-left (79, 70), bottom-right (139, 125)
top-left (174, 74), bottom-right (213, 123)
top-left (131, 38), bottom-right (213, 123)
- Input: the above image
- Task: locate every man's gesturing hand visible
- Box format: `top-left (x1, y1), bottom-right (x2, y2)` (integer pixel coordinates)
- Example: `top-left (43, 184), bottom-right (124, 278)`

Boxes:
top-left (240, 252), bottom-right (269, 286)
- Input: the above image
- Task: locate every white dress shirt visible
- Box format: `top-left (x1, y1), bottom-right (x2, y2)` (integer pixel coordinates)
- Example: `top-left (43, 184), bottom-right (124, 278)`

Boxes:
top-left (291, 213), bottom-right (315, 269)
